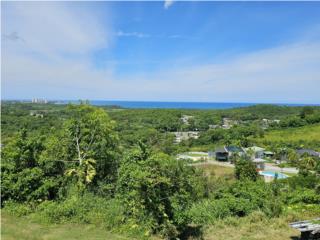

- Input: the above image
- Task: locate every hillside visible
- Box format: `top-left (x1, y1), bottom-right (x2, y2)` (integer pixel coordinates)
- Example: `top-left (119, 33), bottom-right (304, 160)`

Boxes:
top-left (255, 123), bottom-right (320, 150)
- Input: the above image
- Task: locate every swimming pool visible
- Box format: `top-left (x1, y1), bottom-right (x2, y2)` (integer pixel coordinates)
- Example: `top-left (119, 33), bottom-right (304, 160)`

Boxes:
top-left (259, 171), bottom-right (288, 179)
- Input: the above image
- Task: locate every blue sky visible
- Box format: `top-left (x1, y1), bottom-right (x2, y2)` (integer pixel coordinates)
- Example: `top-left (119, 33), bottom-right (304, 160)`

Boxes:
top-left (2, 1), bottom-right (320, 103)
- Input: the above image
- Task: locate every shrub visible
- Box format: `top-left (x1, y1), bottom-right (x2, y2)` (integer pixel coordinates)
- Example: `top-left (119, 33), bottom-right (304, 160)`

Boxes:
top-left (3, 200), bottom-right (35, 217)
top-left (234, 158), bottom-right (258, 181)
top-left (196, 180), bottom-right (284, 222)
top-left (35, 193), bottom-right (125, 228)
top-left (116, 145), bottom-right (206, 238)
top-left (283, 189), bottom-right (320, 205)
top-left (188, 199), bottom-right (232, 224)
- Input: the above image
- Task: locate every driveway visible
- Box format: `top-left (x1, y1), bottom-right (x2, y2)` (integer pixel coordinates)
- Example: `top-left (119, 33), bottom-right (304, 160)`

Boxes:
top-left (264, 163), bottom-right (298, 174)
top-left (192, 160), bottom-right (298, 174)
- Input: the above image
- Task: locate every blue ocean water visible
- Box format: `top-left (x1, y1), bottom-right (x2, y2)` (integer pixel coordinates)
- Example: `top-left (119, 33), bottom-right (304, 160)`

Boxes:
top-left (53, 100), bottom-right (319, 110)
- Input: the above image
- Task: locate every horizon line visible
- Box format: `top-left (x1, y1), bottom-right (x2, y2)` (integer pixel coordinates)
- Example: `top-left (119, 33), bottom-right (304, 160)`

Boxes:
top-left (2, 98), bottom-right (320, 106)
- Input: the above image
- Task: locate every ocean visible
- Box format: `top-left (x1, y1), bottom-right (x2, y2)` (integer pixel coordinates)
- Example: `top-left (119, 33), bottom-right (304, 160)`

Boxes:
top-left (53, 100), bottom-right (319, 110)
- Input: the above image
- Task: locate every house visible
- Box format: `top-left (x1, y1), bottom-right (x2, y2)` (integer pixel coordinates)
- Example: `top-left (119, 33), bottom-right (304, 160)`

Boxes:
top-left (252, 158), bottom-right (266, 170)
top-left (215, 147), bottom-right (229, 161)
top-left (222, 118), bottom-right (238, 129)
top-left (263, 151), bottom-right (275, 158)
top-left (246, 146), bottom-right (265, 159)
top-left (173, 131), bottom-right (199, 143)
top-left (180, 115), bottom-right (193, 125)
top-left (261, 118), bottom-right (280, 128)
top-left (296, 149), bottom-right (320, 158)
top-left (209, 124), bottom-right (219, 129)
top-left (30, 110), bottom-right (44, 118)
top-left (215, 146), bottom-right (245, 161)
top-left (32, 98), bottom-right (48, 104)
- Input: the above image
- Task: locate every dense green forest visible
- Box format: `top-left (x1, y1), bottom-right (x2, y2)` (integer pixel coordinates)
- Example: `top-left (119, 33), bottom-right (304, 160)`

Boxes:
top-left (1, 101), bottom-right (320, 239)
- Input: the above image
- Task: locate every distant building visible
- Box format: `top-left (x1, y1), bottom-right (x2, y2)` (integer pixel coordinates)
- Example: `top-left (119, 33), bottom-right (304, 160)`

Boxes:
top-left (252, 158), bottom-right (266, 170)
top-left (173, 131), bottom-right (199, 143)
top-left (30, 110), bottom-right (45, 118)
top-left (180, 115), bottom-right (193, 125)
top-left (209, 124), bottom-right (219, 129)
top-left (296, 149), bottom-right (320, 158)
top-left (32, 98), bottom-right (48, 104)
top-left (222, 118), bottom-right (238, 129)
top-left (263, 151), bottom-right (275, 158)
top-left (246, 146), bottom-right (265, 159)
top-left (215, 147), bottom-right (229, 161)
top-left (215, 146), bottom-right (245, 161)
top-left (261, 118), bottom-right (280, 129)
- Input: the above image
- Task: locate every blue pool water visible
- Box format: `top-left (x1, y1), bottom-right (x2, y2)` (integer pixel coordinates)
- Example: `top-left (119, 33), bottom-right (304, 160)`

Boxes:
top-left (259, 171), bottom-right (288, 179)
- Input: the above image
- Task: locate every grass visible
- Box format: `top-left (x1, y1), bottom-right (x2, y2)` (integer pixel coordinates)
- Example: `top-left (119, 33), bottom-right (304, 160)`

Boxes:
top-left (204, 208), bottom-right (320, 240)
top-left (197, 164), bottom-right (234, 178)
top-left (2, 207), bottom-right (319, 240)
top-left (1, 212), bottom-right (131, 240)
top-left (204, 215), bottom-right (299, 240)
top-left (257, 123), bottom-right (320, 145)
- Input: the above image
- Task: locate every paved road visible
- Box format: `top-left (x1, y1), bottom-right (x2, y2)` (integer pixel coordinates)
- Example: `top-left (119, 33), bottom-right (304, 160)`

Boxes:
top-left (191, 160), bottom-right (298, 174)
top-left (264, 163), bottom-right (298, 174)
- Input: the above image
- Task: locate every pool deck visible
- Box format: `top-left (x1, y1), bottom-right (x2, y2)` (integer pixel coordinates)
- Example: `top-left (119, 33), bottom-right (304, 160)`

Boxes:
top-left (264, 163), bottom-right (298, 174)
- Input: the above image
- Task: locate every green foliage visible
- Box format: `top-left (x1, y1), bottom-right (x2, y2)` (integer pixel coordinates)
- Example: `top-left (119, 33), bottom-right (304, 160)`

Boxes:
top-left (3, 201), bottom-right (35, 216)
top-left (2, 102), bottom-right (320, 239)
top-left (234, 158), bottom-right (258, 181)
top-left (300, 106), bottom-right (315, 119)
top-left (283, 189), bottom-right (320, 205)
top-left (40, 104), bottom-right (120, 194)
top-left (189, 180), bottom-right (282, 225)
top-left (286, 172), bottom-right (320, 189)
top-left (35, 193), bottom-right (124, 227)
top-left (116, 143), bottom-right (205, 238)
top-left (65, 158), bottom-right (97, 192)
top-left (1, 131), bottom-right (62, 203)
top-left (258, 123), bottom-right (320, 151)
top-left (298, 155), bottom-right (318, 172)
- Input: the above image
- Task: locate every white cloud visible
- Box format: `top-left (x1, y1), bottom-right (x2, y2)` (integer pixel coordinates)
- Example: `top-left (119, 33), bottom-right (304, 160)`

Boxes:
top-left (2, 1), bottom-right (114, 99)
top-left (127, 41), bottom-right (319, 104)
top-left (4, 38), bottom-right (319, 103)
top-left (2, 2), bottom-right (111, 58)
top-left (116, 30), bottom-right (150, 38)
top-left (2, 2), bottom-right (320, 104)
top-left (164, 0), bottom-right (174, 9)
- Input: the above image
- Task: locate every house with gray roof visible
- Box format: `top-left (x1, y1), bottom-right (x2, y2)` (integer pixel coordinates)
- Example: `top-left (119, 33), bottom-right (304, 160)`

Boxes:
top-left (215, 146), bottom-right (245, 161)
top-left (296, 149), bottom-right (320, 158)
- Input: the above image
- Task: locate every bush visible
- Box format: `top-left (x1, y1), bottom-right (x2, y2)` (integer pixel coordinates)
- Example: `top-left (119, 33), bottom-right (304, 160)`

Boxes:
top-left (188, 199), bottom-right (232, 224)
top-left (3, 200), bottom-right (35, 217)
top-left (283, 189), bottom-right (320, 205)
top-left (234, 158), bottom-right (258, 181)
top-left (286, 172), bottom-right (320, 190)
top-left (116, 145), bottom-right (206, 238)
top-left (35, 193), bottom-right (125, 228)
top-left (229, 181), bottom-right (282, 217)
top-left (190, 180), bottom-right (283, 224)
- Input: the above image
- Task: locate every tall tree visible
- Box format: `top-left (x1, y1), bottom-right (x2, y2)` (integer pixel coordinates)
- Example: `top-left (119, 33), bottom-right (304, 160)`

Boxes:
top-left (42, 104), bottom-right (119, 191)
top-left (116, 143), bottom-right (205, 238)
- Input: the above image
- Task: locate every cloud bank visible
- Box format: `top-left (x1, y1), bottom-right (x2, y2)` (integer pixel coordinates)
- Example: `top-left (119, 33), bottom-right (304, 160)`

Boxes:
top-left (2, 2), bottom-right (320, 104)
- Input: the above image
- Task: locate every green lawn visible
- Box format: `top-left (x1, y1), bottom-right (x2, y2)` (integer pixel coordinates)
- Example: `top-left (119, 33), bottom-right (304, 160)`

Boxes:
top-left (204, 214), bottom-right (301, 240)
top-left (197, 164), bottom-right (234, 178)
top-left (2, 208), bottom-right (319, 240)
top-left (1, 213), bottom-right (130, 240)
